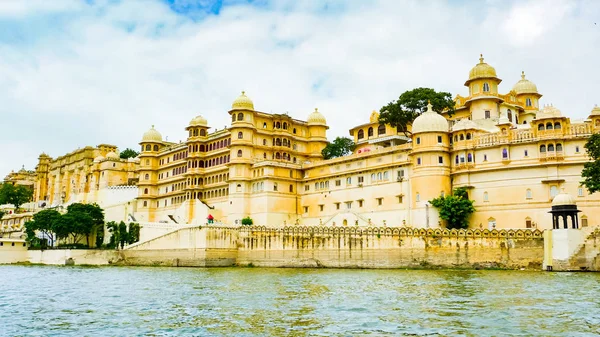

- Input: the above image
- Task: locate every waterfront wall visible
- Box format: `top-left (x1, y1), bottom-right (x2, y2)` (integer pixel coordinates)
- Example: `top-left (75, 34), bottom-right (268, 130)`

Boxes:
top-left (237, 226), bottom-right (545, 269)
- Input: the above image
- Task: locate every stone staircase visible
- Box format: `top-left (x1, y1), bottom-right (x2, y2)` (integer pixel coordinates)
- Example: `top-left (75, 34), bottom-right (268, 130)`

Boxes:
top-left (567, 227), bottom-right (600, 271)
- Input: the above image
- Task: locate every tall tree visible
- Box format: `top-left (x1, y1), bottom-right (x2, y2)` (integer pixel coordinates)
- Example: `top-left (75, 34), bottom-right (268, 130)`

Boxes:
top-left (378, 87), bottom-right (454, 135)
top-left (26, 209), bottom-right (61, 247)
top-left (119, 148), bottom-right (140, 159)
top-left (322, 137), bottom-right (356, 160)
top-left (429, 187), bottom-right (475, 229)
top-left (0, 183), bottom-right (33, 209)
top-left (66, 203), bottom-right (105, 247)
top-left (581, 133), bottom-right (600, 194)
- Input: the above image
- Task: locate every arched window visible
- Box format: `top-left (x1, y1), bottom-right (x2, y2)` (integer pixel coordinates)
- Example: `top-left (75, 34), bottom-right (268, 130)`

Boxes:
top-left (263, 122), bottom-right (267, 128)
top-left (554, 122), bottom-right (561, 129)
top-left (153, 145), bottom-right (158, 151)
top-left (200, 145), bottom-right (205, 152)
top-left (483, 82), bottom-right (490, 92)
top-left (507, 109), bottom-right (512, 122)
top-left (263, 153), bottom-right (266, 159)
top-left (377, 172), bottom-right (382, 181)
top-left (232, 114), bottom-right (236, 122)
top-left (237, 113), bottom-right (244, 121)
top-left (276, 122), bottom-right (281, 129)
top-left (556, 143), bottom-right (563, 152)
top-left (193, 129), bottom-right (198, 136)
top-left (539, 145), bottom-right (546, 152)
top-left (502, 148), bottom-right (508, 159)
top-left (466, 133), bottom-right (471, 140)
top-left (237, 150), bottom-right (242, 157)
top-left (293, 157), bottom-right (297, 163)
top-left (538, 123), bottom-right (544, 131)
top-left (143, 201), bottom-right (147, 207)
top-left (145, 174), bottom-right (149, 180)
top-left (416, 192), bottom-right (420, 202)
top-left (368, 127), bottom-right (373, 137)
top-left (283, 122), bottom-right (287, 129)
top-left (276, 138), bottom-right (282, 146)
top-left (371, 173), bottom-right (376, 181)
top-left (276, 152), bottom-right (281, 159)
top-left (550, 186), bottom-right (558, 197)
top-left (467, 153), bottom-right (473, 162)
top-left (283, 139), bottom-right (288, 147)
top-left (144, 188), bottom-right (148, 194)
top-left (238, 132), bottom-right (243, 139)
top-left (526, 98), bottom-right (532, 107)
top-left (145, 144), bottom-right (151, 151)
top-left (548, 144), bottom-right (555, 152)
top-left (455, 155), bottom-right (459, 164)
top-left (596, 120), bottom-right (600, 127)
top-left (483, 192), bottom-right (488, 202)
top-left (263, 139), bottom-right (267, 146)
top-left (460, 134), bottom-right (464, 141)
top-left (378, 125), bottom-right (386, 135)
top-left (357, 129), bottom-right (364, 139)
top-left (293, 128), bottom-right (297, 134)
top-left (546, 123), bottom-right (553, 130)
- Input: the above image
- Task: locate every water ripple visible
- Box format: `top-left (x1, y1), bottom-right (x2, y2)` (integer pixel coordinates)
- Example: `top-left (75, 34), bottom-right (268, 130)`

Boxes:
top-left (1, 266), bottom-right (600, 336)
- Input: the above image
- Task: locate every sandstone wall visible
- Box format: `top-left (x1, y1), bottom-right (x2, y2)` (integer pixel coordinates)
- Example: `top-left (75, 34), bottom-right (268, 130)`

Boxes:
top-left (237, 226), bottom-right (545, 269)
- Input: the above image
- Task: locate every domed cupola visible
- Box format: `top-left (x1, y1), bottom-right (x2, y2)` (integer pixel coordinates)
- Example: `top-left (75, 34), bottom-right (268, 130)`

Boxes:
top-left (231, 91), bottom-right (254, 110)
top-left (369, 110), bottom-right (380, 123)
top-left (142, 125), bottom-right (162, 142)
top-left (465, 54), bottom-right (500, 86)
top-left (189, 115), bottom-right (208, 127)
top-left (307, 108), bottom-right (327, 125)
top-left (590, 104), bottom-right (600, 116)
top-left (106, 151), bottom-right (119, 160)
top-left (411, 101), bottom-right (449, 134)
top-left (512, 71), bottom-right (539, 95)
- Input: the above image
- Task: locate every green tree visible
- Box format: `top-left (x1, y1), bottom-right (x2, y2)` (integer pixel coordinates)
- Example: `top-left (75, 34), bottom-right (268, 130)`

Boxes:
top-left (119, 148), bottom-right (140, 159)
top-left (429, 187), bottom-right (475, 229)
top-left (0, 210), bottom-right (5, 219)
top-left (0, 183), bottom-right (33, 209)
top-left (107, 221), bottom-right (119, 249)
top-left (25, 209), bottom-right (61, 247)
top-left (378, 87), bottom-right (455, 135)
top-left (128, 222), bottom-right (140, 244)
top-left (66, 203), bottom-right (105, 247)
top-left (581, 133), bottom-right (600, 194)
top-left (321, 137), bottom-right (356, 160)
top-left (118, 221), bottom-right (129, 249)
top-left (241, 216), bottom-right (253, 226)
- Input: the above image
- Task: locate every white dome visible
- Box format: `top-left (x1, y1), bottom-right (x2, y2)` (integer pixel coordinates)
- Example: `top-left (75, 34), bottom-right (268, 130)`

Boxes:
top-left (552, 191), bottom-right (576, 206)
top-left (452, 119), bottom-right (478, 132)
top-left (307, 108), bottom-right (327, 125)
top-left (142, 125), bottom-right (162, 142)
top-left (106, 151), bottom-right (119, 159)
top-left (411, 102), bottom-right (449, 134)
top-left (93, 155), bottom-right (104, 163)
top-left (536, 104), bottom-right (562, 120)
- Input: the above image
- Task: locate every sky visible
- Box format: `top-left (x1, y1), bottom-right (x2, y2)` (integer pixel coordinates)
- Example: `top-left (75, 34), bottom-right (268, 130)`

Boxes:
top-left (0, 0), bottom-right (599, 178)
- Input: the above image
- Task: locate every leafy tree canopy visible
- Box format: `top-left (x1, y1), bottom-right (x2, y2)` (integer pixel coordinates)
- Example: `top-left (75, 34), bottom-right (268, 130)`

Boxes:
top-left (119, 148), bottom-right (139, 159)
top-left (429, 187), bottom-right (475, 230)
top-left (378, 87), bottom-right (455, 135)
top-left (581, 133), bottom-right (600, 194)
top-left (0, 183), bottom-right (33, 209)
top-left (322, 137), bottom-right (356, 160)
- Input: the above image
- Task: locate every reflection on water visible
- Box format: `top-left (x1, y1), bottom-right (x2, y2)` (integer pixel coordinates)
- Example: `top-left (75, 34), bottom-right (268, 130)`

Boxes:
top-left (1, 266), bottom-right (600, 336)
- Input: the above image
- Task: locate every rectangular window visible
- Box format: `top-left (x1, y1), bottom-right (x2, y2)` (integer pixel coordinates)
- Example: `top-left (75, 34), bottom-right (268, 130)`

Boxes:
top-left (319, 205), bottom-right (324, 212)
top-left (358, 200), bottom-right (364, 207)
top-left (345, 201), bottom-right (352, 209)
top-left (377, 198), bottom-right (383, 206)
top-left (485, 110), bottom-right (491, 119)
top-left (578, 188), bottom-right (584, 197)
top-left (437, 135), bottom-right (443, 144)
top-left (526, 220), bottom-right (532, 228)
top-left (576, 146), bottom-right (580, 153)
top-left (335, 180), bottom-right (341, 187)
top-left (524, 150), bottom-right (529, 157)
top-left (582, 218), bottom-right (588, 227)
top-left (304, 185), bottom-right (310, 191)
top-left (438, 156), bottom-right (443, 164)
top-left (416, 137), bottom-right (421, 145)
top-left (303, 206), bottom-right (308, 214)
top-left (358, 176), bottom-right (364, 183)
top-left (417, 157), bottom-right (422, 165)
top-left (335, 202), bottom-right (340, 210)
top-left (398, 196), bottom-right (403, 203)
top-left (483, 154), bottom-right (487, 162)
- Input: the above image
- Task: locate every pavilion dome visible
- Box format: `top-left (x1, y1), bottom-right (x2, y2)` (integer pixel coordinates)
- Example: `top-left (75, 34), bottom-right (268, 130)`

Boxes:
top-left (537, 104), bottom-right (562, 119)
top-left (512, 71), bottom-right (539, 95)
top-left (189, 115), bottom-right (208, 127)
top-left (106, 151), bottom-right (119, 159)
top-left (369, 110), bottom-right (380, 123)
top-left (231, 91), bottom-right (254, 110)
top-left (590, 104), bottom-right (600, 116)
top-left (411, 102), bottom-right (448, 134)
top-left (93, 155), bottom-right (105, 163)
top-left (142, 125), bottom-right (162, 142)
top-left (466, 54), bottom-right (498, 84)
top-left (307, 108), bottom-right (327, 125)
top-left (552, 191), bottom-right (576, 207)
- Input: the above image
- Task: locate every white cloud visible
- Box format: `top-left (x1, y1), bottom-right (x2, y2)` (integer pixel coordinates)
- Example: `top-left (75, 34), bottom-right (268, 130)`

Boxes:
top-left (1, 0), bottom-right (599, 178)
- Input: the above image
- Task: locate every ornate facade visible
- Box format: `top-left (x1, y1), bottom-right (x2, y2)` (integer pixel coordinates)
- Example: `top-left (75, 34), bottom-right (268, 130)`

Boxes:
top-left (24, 55), bottom-right (600, 230)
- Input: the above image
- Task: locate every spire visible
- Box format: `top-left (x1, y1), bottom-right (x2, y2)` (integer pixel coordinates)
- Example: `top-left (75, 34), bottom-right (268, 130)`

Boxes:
top-left (425, 100), bottom-right (433, 113)
top-left (479, 54), bottom-right (484, 63)
top-left (521, 71), bottom-right (526, 80)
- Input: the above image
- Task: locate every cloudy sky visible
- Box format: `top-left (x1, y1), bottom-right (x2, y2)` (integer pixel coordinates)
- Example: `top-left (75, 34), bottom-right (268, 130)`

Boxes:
top-left (1, 0), bottom-right (599, 178)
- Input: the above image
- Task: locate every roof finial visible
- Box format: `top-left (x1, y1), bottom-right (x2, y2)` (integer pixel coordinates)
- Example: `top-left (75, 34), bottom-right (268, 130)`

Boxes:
top-left (151, 124), bottom-right (155, 129)
top-left (521, 71), bottom-right (525, 79)
top-left (426, 100), bottom-right (433, 112)
top-left (241, 90), bottom-right (245, 95)
top-left (479, 54), bottom-right (484, 63)
top-left (315, 108), bottom-right (318, 112)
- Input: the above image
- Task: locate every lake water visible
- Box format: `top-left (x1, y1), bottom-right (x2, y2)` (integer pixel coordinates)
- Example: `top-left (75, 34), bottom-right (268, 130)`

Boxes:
top-left (1, 266), bottom-right (599, 336)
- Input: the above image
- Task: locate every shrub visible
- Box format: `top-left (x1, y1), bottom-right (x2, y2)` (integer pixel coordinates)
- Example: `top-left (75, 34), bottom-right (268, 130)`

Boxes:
top-left (241, 217), bottom-right (253, 226)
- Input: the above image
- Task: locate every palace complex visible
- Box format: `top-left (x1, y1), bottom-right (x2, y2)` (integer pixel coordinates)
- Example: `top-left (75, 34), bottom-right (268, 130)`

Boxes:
top-left (6, 55), bottom-right (600, 230)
